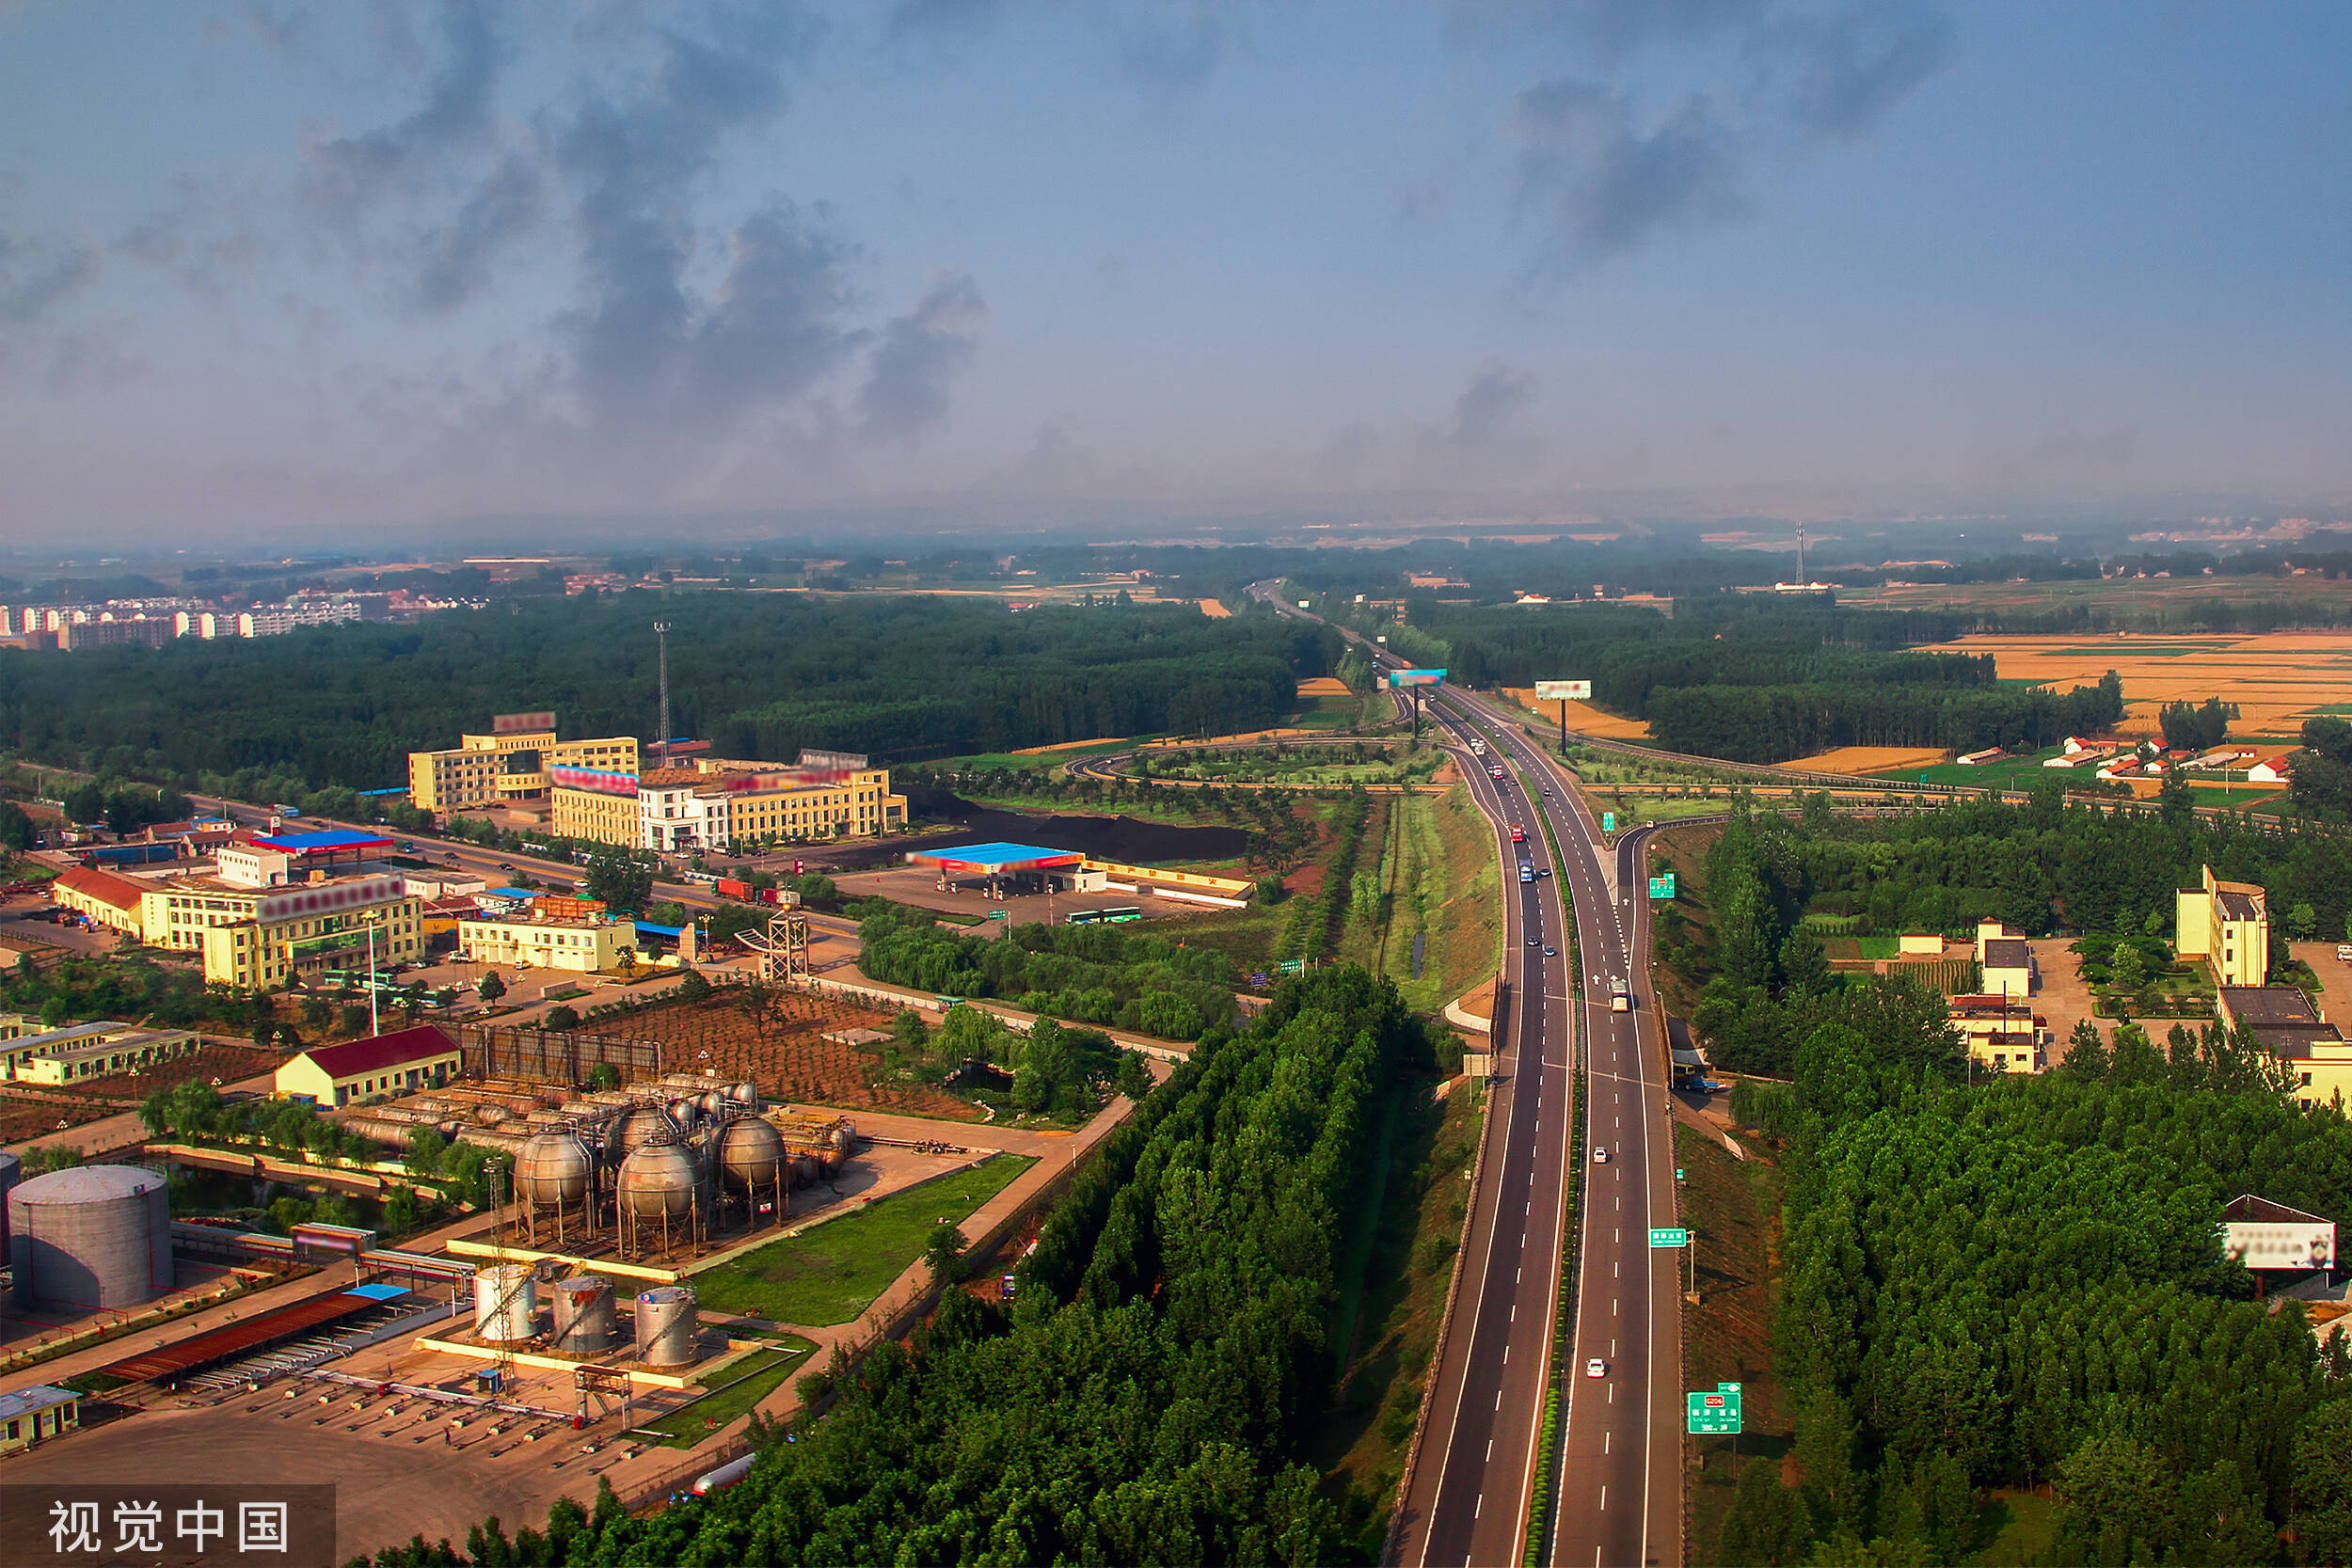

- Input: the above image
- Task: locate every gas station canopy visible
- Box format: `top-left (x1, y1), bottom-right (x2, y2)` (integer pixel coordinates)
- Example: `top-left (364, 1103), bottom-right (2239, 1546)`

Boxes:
top-left (905, 842), bottom-right (1085, 877)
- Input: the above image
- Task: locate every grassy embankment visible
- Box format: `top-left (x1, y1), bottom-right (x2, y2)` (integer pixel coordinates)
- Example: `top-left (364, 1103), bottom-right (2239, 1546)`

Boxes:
top-left (1356, 781), bottom-right (1502, 1013)
top-left (688, 1154), bottom-right (1036, 1326)
top-left (641, 1336), bottom-right (820, 1447)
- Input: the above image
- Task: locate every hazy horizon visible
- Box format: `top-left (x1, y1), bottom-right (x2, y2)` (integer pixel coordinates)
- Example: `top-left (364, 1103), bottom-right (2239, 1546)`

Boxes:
top-left (5, 1), bottom-right (2349, 545)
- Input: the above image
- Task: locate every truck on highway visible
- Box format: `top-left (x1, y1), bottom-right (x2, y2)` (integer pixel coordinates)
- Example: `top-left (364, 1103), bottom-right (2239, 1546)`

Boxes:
top-left (1611, 985), bottom-right (1632, 1012)
top-left (1509, 824), bottom-right (1525, 843)
top-left (1518, 863), bottom-right (1535, 883)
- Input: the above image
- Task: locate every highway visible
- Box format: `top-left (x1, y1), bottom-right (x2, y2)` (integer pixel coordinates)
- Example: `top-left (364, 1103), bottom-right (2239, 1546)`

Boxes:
top-left (1245, 584), bottom-right (1679, 1566)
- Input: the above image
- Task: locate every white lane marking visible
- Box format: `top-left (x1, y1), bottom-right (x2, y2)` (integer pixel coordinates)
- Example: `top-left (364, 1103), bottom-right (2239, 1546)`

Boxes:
top-left (1604, 1431), bottom-right (1611, 1454)
top-left (1600, 1486), bottom-right (1608, 1511)
top-left (1486, 1440), bottom-right (1493, 1462)
top-left (1503, 1346), bottom-right (1510, 1364)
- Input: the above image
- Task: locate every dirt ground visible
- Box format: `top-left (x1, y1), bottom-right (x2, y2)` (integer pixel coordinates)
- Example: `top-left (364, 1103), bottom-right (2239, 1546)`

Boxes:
top-left (829, 864), bottom-right (1188, 927)
top-left (613, 990), bottom-right (981, 1121)
top-left (1502, 690), bottom-right (1652, 739)
top-left (2029, 939), bottom-right (2101, 1062)
top-left (0, 1041), bottom-right (280, 1145)
top-left (2291, 942), bottom-right (2352, 1030)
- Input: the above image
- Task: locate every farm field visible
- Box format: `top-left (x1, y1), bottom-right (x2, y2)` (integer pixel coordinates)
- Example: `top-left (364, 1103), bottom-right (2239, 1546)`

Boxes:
top-left (1504, 689), bottom-right (1652, 738)
top-left (1841, 574), bottom-right (2352, 624)
top-left (607, 990), bottom-right (984, 1121)
top-left (1910, 630), bottom-right (2352, 738)
top-left (1776, 745), bottom-right (1945, 774)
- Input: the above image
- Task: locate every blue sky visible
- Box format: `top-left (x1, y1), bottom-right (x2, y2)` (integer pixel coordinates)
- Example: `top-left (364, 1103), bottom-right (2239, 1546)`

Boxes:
top-left (1, 0), bottom-right (2347, 541)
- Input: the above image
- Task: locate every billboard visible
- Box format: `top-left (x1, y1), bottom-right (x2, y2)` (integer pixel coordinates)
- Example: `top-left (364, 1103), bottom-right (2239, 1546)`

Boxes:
top-left (799, 749), bottom-right (868, 772)
top-left (1534, 680), bottom-right (1593, 701)
top-left (1387, 669), bottom-right (1447, 689)
top-left (549, 765), bottom-right (639, 797)
top-left (256, 876), bottom-right (405, 927)
top-left (2223, 1220), bottom-right (2336, 1271)
top-left (492, 711), bottom-right (555, 735)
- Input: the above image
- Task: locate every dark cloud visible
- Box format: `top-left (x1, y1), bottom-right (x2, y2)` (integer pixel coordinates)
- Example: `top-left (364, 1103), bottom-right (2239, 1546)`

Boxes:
top-left (856, 271), bottom-right (989, 441)
top-left (1759, 2), bottom-right (1953, 140)
top-left (301, 0), bottom-right (503, 216)
top-left (1509, 78), bottom-right (1748, 269)
top-left (1416, 361), bottom-right (1545, 478)
top-left (0, 231), bottom-right (98, 325)
top-left (1450, 361), bottom-right (1539, 447)
top-left (413, 152), bottom-right (544, 310)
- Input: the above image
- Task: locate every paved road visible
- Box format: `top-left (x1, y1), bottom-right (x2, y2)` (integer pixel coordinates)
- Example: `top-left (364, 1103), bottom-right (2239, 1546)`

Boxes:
top-left (1244, 583), bottom-right (1679, 1567)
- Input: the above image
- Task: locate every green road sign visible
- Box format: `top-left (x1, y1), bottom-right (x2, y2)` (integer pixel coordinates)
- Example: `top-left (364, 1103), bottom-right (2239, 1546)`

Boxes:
top-left (1276, 958), bottom-right (1306, 975)
top-left (1718, 1383), bottom-right (1742, 1394)
top-left (1687, 1389), bottom-right (1743, 1434)
top-left (987, 910), bottom-right (1009, 920)
top-left (1649, 1227), bottom-right (1691, 1247)
top-left (1676, 1168), bottom-right (1686, 1181)
top-left (1648, 873), bottom-right (1677, 898)
top-left (1602, 811), bottom-right (1615, 832)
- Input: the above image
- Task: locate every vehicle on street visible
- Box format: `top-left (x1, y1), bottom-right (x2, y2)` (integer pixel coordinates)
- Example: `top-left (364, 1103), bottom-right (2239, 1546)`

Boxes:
top-left (1527, 935), bottom-right (1541, 946)
top-left (498, 862), bottom-right (516, 871)
top-left (1518, 863), bottom-right (1534, 883)
top-left (1593, 1146), bottom-right (1609, 1164)
top-left (1544, 945), bottom-right (1555, 957)
top-left (1611, 986), bottom-right (1631, 1012)
top-left (1585, 1358), bottom-right (1608, 1378)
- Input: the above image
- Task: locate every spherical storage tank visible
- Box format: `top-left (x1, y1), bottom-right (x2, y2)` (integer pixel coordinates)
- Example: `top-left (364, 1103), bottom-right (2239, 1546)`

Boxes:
top-left (515, 1132), bottom-right (594, 1209)
top-left (714, 1117), bottom-right (788, 1193)
top-left (473, 1263), bottom-right (538, 1342)
top-left (551, 1275), bottom-right (616, 1354)
top-left (617, 1142), bottom-right (701, 1220)
top-left (8, 1164), bottom-right (173, 1310)
top-left (608, 1103), bottom-right (681, 1162)
top-left (634, 1286), bottom-right (700, 1366)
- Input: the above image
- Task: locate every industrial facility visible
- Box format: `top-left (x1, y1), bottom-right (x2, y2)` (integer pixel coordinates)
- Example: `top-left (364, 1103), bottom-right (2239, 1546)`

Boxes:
top-left (8, 1164), bottom-right (175, 1310)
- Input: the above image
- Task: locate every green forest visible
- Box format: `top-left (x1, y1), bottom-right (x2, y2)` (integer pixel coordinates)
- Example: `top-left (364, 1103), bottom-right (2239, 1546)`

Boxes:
top-left (1670, 790), bottom-right (2352, 1075)
top-left (857, 904), bottom-right (1242, 1040)
top-left (360, 966), bottom-right (1444, 1567)
top-left (1340, 600), bottom-right (2126, 764)
top-left (0, 594), bottom-right (1341, 792)
top-left (1719, 1022), bottom-right (2352, 1565)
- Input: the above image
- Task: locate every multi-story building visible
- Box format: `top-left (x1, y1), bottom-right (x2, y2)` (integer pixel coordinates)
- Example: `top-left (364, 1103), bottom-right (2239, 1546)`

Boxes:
top-left (408, 716), bottom-right (639, 816)
top-left (457, 906), bottom-right (635, 972)
top-left (553, 751), bottom-right (908, 852)
top-left (237, 601), bottom-right (363, 637)
top-left (53, 866), bottom-right (152, 936)
top-left (2177, 863), bottom-right (2269, 987)
top-left (57, 617), bottom-right (175, 650)
top-left (145, 874), bottom-right (424, 989)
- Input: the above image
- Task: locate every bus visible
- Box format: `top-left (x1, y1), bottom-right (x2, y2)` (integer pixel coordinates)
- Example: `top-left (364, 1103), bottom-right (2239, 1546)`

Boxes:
top-left (1065, 910), bottom-right (1105, 926)
top-left (1518, 864), bottom-right (1534, 883)
top-left (1102, 906), bottom-right (1144, 924)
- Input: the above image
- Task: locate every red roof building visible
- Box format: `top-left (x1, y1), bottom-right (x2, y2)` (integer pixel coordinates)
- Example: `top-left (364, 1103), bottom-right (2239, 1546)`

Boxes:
top-left (52, 865), bottom-right (151, 934)
top-left (274, 1024), bottom-right (463, 1107)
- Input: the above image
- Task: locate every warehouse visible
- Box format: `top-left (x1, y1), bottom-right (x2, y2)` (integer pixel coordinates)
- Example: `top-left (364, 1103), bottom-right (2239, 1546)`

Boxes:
top-left (2, 1021), bottom-right (201, 1085)
top-left (276, 1025), bottom-right (463, 1108)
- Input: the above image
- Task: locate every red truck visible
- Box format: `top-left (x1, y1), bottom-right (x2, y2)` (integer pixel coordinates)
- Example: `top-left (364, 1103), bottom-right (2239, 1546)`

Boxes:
top-left (715, 877), bottom-right (752, 899)
top-left (1509, 824), bottom-right (1525, 844)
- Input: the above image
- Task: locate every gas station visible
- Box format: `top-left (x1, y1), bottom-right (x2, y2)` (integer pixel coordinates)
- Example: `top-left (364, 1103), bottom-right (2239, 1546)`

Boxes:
top-left (902, 842), bottom-right (1092, 900)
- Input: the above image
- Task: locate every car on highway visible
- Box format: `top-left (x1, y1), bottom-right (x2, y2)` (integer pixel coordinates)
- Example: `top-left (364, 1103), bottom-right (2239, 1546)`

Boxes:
top-left (1544, 945), bottom-right (1555, 957)
top-left (1593, 1146), bottom-right (1609, 1163)
top-left (1527, 935), bottom-right (1541, 946)
top-left (498, 861), bottom-right (516, 871)
top-left (1585, 1357), bottom-right (1608, 1378)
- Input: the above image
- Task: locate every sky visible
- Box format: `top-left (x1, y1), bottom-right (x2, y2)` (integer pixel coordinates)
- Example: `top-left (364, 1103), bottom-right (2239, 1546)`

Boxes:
top-left (1, 0), bottom-right (2348, 544)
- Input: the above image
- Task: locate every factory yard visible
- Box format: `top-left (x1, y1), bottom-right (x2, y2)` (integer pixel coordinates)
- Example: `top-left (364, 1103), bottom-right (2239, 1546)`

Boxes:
top-left (615, 988), bottom-right (981, 1121)
top-left (0, 1041), bottom-right (278, 1145)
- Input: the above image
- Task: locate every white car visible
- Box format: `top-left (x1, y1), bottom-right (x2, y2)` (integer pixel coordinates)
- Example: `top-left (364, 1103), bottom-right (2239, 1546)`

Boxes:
top-left (1585, 1357), bottom-right (1608, 1378)
top-left (1593, 1146), bottom-right (1609, 1164)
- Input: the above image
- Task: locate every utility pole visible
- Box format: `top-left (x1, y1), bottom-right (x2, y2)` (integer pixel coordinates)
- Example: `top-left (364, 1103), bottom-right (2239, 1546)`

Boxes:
top-left (653, 622), bottom-right (672, 770)
top-left (1796, 520), bottom-right (1806, 587)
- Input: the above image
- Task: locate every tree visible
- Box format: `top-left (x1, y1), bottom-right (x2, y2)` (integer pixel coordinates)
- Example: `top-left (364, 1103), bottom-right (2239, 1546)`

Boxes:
top-left (582, 850), bottom-right (653, 915)
top-left (339, 1003), bottom-right (371, 1037)
top-left (925, 1222), bottom-right (966, 1286)
top-left (1780, 927), bottom-right (1833, 996)
top-left (477, 972), bottom-right (506, 1005)
top-left (543, 1005), bottom-right (580, 1033)
top-left (0, 800), bottom-right (33, 852)
top-left (300, 994), bottom-right (332, 1031)
top-left (672, 968), bottom-right (708, 1003)
top-left (736, 981), bottom-right (783, 1041)
top-left (1115, 1051), bottom-right (1153, 1103)
top-left (586, 1062), bottom-right (621, 1090)
top-left (2291, 1401), bottom-right (2352, 1567)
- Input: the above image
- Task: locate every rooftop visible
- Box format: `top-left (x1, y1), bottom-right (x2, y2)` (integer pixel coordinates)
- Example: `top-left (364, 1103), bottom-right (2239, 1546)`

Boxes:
top-left (2221, 1194), bottom-right (2333, 1226)
top-left (252, 829), bottom-right (392, 854)
top-left (2218, 889), bottom-right (2265, 922)
top-left (54, 864), bottom-right (150, 911)
top-left (2218, 986), bottom-right (2318, 1027)
top-left (287, 1024), bottom-right (459, 1082)
top-left (2248, 1022), bottom-right (2345, 1059)
top-left (906, 841), bottom-right (1086, 873)
top-left (0, 1386), bottom-right (77, 1421)
top-left (1981, 939), bottom-right (2032, 969)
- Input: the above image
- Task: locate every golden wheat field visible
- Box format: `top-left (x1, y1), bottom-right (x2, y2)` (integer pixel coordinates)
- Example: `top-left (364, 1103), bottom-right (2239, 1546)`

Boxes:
top-left (1915, 631), bottom-right (2352, 738)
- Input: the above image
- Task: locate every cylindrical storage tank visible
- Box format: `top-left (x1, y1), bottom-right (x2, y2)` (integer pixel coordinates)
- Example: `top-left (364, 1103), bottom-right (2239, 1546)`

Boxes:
top-left (551, 1275), bottom-right (616, 1354)
top-left (0, 1149), bottom-right (19, 1267)
top-left (559, 1101), bottom-right (613, 1122)
top-left (8, 1164), bottom-right (173, 1310)
top-left (474, 1104), bottom-right (508, 1127)
top-left (792, 1154), bottom-right (820, 1183)
top-left (667, 1099), bottom-right (701, 1132)
top-left (733, 1081), bottom-right (757, 1110)
top-left (634, 1286), bottom-right (700, 1367)
top-left (697, 1090), bottom-right (727, 1120)
top-left (473, 1263), bottom-right (537, 1342)
top-left (715, 1117), bottom-right (788, 1193)
top-left (617, 1142), bottom-right (700, 1220)
top-left (515, 1132), bottom-right (593, 1209)
top-left (609, 1104), bottom-right (680, 1161)
top-left (341, 1117), bottom-right (423, 1147)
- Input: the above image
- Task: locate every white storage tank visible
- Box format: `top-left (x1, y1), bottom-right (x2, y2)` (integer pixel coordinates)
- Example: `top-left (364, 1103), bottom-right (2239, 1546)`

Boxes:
top-left (8, 1164), bottom-right (173, 1310)
top-left (472, 1262), bottom-right (538, 1342)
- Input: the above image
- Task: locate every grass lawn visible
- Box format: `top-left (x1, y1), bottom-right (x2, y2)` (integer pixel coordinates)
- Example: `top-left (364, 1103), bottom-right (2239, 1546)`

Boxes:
top-left (641, 1336), bottom-right (818, 1447)
top-left (1973, 1489), bottom-right (2061, 1565)
top-left (1894, 751), bottom-right (2063, 790)
top-left (689, 1154), bottom-right (1036, 1326)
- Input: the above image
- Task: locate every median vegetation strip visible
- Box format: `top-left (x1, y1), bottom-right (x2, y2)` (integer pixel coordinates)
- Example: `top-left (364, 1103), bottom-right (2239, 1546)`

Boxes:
top-left (687, 1154), bottom-right (1035, 1327)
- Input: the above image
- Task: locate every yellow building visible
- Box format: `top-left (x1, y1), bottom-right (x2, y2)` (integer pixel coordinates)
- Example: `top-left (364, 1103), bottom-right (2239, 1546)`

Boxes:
top-left (3, 1022), bottom-right (201, 1085)
top-left (408, 715), bottom-right (638, 815)
top-left (123, 873), bottom-right (422, 989)
top-left (1947, 995), bottom-right (2046, 1074)
top-left (458, 911), bottom-right (634, 972)
top-left (275, 1025), bottom-right (462, 1108)
top-left (53, 866), bottom-right (151, 936)
top-left (2176, 864), bottom-right (2268, 987)
top-left (640, 752), bottom-right (907, 853)
top-left (550, 767), bottom-right (642, 847)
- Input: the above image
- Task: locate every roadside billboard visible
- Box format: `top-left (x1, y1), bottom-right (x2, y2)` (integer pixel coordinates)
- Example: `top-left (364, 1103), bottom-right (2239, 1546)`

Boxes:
top-left (1534, 680), bottom-right (1593, 701)
top-left (492, 711), bottom-right (556, 735)
top-left (2223, 1219), bottom-right (2336, 1270)
top-left (1386, 669), bottom-right (1447, 689)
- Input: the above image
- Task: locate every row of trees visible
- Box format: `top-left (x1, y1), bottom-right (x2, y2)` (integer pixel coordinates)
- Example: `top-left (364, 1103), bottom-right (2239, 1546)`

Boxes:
top-left (0, 594), bottom-right (1342, 791)
top-left (856, 905), bottom-right (1240, 1040)
top-left (368, 966), bottom-right (1444, 1566)
top-left (1717, 1016), bottom-right (2352, 1564)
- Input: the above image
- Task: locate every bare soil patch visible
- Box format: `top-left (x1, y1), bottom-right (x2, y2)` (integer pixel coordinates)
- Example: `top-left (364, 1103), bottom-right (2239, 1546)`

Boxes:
top-left (616, 991), bottom-right (981, 1120)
